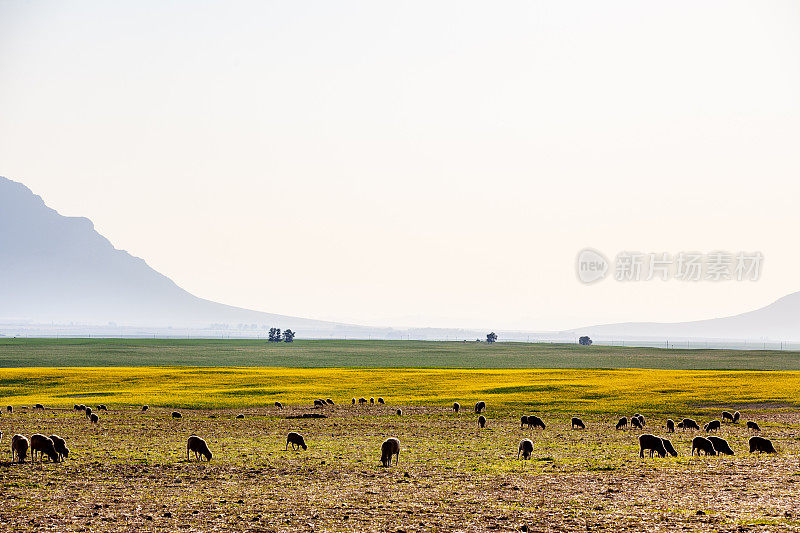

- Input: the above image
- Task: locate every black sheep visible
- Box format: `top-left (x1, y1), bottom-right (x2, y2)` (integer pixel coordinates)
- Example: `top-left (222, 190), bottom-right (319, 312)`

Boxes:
top-left (518, 439), bottom-right (534, 460)
top-left (708, 436), bottom-right (734, 456)
top-left (691, 436), bottom-right (716, 456)
top-left (661, 438), bottom-right (678, 457)
top-left (749, 436), bottom-right (775, 454)
top-left (682, 418), bottom-right (700, 431)
top-left (638, 434), bottom-right (667, 458)
top-left (528, 415), bottom-right (545, 429)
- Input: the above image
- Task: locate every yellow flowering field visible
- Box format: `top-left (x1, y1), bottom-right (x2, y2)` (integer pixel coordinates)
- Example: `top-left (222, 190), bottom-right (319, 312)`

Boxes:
top-left (1, 366), bottom-right (796, 412)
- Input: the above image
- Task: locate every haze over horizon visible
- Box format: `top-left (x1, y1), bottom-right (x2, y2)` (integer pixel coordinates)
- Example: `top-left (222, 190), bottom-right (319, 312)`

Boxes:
top-left (2, 1), bottom-right (799, 331)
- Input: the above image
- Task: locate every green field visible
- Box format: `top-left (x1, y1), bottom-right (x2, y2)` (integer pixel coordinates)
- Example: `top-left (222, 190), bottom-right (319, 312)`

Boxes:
top-left (2, 338), bottom-right (800, 369)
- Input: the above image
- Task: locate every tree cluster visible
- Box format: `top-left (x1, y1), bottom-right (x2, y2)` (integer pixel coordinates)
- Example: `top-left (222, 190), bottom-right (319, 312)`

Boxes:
top-left (268, 328), bottom-right (296, 343)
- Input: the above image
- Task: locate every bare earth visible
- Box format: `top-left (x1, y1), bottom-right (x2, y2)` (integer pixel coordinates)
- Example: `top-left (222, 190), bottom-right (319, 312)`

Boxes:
top-left (1, 405), bottom-right (799, 532)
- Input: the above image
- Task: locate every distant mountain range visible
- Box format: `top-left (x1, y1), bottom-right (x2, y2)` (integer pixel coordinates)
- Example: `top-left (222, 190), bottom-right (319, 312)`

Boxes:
top-left (0, 176), bottom-right (348, 332)
top-left (564, 291), bottom-right (800, 341)
top-left (1, 175), bottom-right (798, 341)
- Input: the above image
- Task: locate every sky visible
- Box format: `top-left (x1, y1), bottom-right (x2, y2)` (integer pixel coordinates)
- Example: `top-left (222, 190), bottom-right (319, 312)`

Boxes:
top-left (1, 1), bottom-right (799, 331)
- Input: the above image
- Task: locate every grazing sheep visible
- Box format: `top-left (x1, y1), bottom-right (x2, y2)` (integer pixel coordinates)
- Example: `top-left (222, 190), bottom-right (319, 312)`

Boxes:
top-left (236, 414), bottom-right (244, 419)
top-left (520, 416), bottom-right (528, 429)
top-left (30, 434), bottom-right (60, 463)
top-left (661, 438), bottom-right (678, 457)
top-left (97, 404), bottom-right (108, 411)
top-left (747, 421), bottom-right (761, 431)
top-left (631, 417), bottom-right (643, 429)
top-left (528, 415), bottom-right (545, 429)
top-left (478, 415), bottom-right (487, 428)
top-left (377, 397), bottom-right (385, 404)
top-left (90, 413), bottom-right (99, 424)
top-left (370, 397), bottom-right (375, 405)
top-left (314, 399), bottom-right (325, 408)
top-left (474, 401), bottom-right (486, 414)
top-left (142, 405), bottom-right (149, 412)
top-left (326, 398), bottom-right (335, 405)
top-left (380, 438), bottom-right (400, 467)
top-left (171, 411), bottom-right (182, 419)
top-left (11, 434), bottom-right (29, 463)
top-left (666, 419), bottom-right (675, 433)
top-left (676, 421), bottom-right (684, 430)
top-left (571, 417), bottom-right (585, 429)
top-left (286, 432), bottom-right (308, 451)
top-left (351, 398), bottom-right (356, 405)
top-left (708, 436), bottom-right (734, 456)
top-left (518, 439), bottom-right (534, 459)
top-left (749, 436), bottom-right (776, 454)
top-left (73, 404), bottom-right (81, 411)
top-left (187, 436), bottom-right (213, 461)
top-left (396, 409), bottom-right (402, 415)
top-left (49, 435), bottom-right (69, 460)
top-left (722, 411), bottom-right (734, 423)
top-left (78, 404), bottom-right (85, 411)
top-left (453, 402), bottom-right (460, 413)
top-left (34, 403), bottom-right (44, 410)
top-left (704, 420), bottom-right (721, 432)
top-left (636, 414), bottom-right (646, 427)
top-left (6, 405), bottom-right (12, 413)
top-left (615, 417), bottom-right (627, 430)
top-left (733, 411), bottom-right (741, 422)
top-left (681, 418), bottom-right (700, 431)
top-left (358, 397), bottom-right (367, 405)
top-left (691, 436), bottom-right (717, 456)
top-left (84, 407), bottom-right (93, 419)
top-left (638, 434), bottom-right (667, 458)
top-left (275, 401), bottom-right (283, 409)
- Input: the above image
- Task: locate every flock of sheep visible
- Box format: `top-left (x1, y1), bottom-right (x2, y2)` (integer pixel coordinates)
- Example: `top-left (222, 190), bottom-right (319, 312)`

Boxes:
top-left (2, 400), bottom-right (779, 468)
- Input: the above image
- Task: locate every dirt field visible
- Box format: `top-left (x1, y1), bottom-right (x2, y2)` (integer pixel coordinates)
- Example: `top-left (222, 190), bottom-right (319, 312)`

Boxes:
top-left (2, 403), bottom-right (799, 532)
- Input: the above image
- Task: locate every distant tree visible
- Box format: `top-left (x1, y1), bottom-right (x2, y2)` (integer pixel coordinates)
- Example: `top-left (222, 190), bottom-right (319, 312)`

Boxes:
top-left (283, 329), bottom-right (296, 343)
top-left (486, 332), bottom-right (497, 343)
top-left (268, 327), bottom-right (279, 342)
top-left (578, 336), bottom-right (592, 346)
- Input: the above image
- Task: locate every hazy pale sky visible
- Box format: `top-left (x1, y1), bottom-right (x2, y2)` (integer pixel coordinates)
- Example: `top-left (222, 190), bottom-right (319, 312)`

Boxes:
top-left (2, 1), bottom-right (799, 330)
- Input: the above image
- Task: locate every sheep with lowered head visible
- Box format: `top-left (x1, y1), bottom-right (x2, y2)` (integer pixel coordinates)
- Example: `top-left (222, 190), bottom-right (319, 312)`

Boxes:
top-left (518, 439), bottom-right (534, 459)
top-left (187, 435), bottom-right (213, 461)
top-left (49, 435), bottom-right (69, 460)
top-left (380, 437), bottom-right (400, 467)
top-left (30, 434), bottom-right (60, 463)
top-left (11, 434), bottom-right (29, 463)
top-left (286, 432), bottom-right (308, 451)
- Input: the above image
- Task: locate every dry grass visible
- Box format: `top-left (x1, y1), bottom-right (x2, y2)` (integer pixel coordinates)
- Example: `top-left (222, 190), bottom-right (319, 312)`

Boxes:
top-left (2, 401), bottom-right (799, 532)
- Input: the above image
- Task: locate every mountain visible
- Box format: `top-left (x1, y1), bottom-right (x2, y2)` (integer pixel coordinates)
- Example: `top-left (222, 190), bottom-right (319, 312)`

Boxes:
top-left (0, 176), bottom-right (348, 331)
top-left (567, 291), bottom-right (800, 341)
top-left (3, 175), bottom-right (799, 342)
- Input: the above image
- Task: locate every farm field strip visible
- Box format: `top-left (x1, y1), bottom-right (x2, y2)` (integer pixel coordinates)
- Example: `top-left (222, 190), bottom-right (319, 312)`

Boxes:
top-left (3, 338), bottom-right (800, 369)
top-left (0, 366), bottom-right (798, 413)
top-left (1, 404), bottom-right (798, 531)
